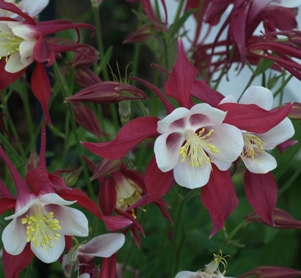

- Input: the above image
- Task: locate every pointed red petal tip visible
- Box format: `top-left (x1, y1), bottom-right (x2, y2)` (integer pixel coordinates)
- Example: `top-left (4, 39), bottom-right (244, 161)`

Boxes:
top-left (164, 38), bottom-right (198, 108)
top-left (201, 166), bottom-right (238, 237)
top-left (244, 171), bottom-right (278, 226)
top-left (238, 266), bottom-right (301, 278)
top-left (245, 208), bottom-right (301, 229)
top-left (82, 116), bottom-right (159, 160)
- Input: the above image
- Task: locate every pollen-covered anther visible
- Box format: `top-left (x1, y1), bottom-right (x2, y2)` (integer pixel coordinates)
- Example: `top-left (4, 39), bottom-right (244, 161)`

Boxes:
top-left (242, 132), bottom-right (265, 159)
top-left (179, 128), bottom-right (219, 167)
top-left (21, 207), bottom-right (61, 251)
top-left (0, 31), bottom-right (23, 59)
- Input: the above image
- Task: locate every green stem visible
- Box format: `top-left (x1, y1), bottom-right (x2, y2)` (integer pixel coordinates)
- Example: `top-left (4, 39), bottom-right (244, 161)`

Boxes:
top-left (169, 196), bottom-right (185, 276)
top-left (170, 0), bottom-right (185, 38)
top-left (221, 220), bottom-right (248, 249)
top-left (52, 61), bottom-right (96, 200)
top-left (92, 3), bottom-right (109, 81)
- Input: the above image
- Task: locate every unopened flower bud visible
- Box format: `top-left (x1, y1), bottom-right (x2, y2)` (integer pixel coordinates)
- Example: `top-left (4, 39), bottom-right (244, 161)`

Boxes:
top-left (25, 151), bottom-right (39, 173)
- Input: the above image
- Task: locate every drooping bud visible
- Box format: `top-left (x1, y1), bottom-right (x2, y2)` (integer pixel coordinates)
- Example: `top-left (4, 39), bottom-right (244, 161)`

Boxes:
top-left (245, 208), bottom-right (301, 229)
top-left (64, 166), bottom-right (83, 187)
top-left (65, 81), bottom-right (147, 104)
top-left (123, 25), bottom-right (157, 44)
top-left (90, 159), bottom-right (122, 181)
top-left (72, 103), bottom-right (108, 139)
top-left (239, 266), bottom-right (301, 278)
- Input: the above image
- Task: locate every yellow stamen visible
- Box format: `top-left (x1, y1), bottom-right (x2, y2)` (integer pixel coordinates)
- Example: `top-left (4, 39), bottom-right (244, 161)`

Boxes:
top-left (242, 132), bottom-right (265, 159)
top-left (21, 205), bottom-right (61, 251)
top-left (0, 31), bottom-right (24, 58)
top-left (179, 128), bottom-right (219, 168)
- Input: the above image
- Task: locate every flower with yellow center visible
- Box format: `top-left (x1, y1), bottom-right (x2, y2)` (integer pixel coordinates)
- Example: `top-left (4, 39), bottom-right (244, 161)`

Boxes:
top-left (220, 86), bottom-right (295, 174)
top-left (154, 103), bottom-right (243, 189)
top-left (0, 21), bottom-right (37, 73)
top-left (2, 193), bottom-right (89, 263)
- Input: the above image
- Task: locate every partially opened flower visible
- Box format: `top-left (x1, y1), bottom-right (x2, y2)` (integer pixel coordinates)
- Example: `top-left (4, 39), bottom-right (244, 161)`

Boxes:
top-left (62, 234), bottom-right (125, 277)
top-left (154, 103), bottom-right (243, 189)
top-left (175, 251), bottom-right (234, 278)
top-left (220, 86), bottom-right (295, 174)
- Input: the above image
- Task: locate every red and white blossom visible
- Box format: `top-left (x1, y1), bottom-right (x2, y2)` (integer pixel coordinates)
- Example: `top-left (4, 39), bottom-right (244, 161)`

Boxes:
top-left (220, 86), bottom-right (295, 173)
top-left (2, 192), bottom-right (89, 263)
top-left (154, 103), bottom-right (244, 189)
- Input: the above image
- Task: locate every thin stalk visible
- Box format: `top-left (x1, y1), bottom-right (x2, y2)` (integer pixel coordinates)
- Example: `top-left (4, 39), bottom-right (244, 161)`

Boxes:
top-left (52, 61), bottom-right (96, 200)
top-left (92, 3), bottom-right (109, 81)
top-left (170, 0), bottom-right (185, 38)
top-left (279, 158), bottom-right (301, 195)
top-left (220, 220), bottom-right (248, 249)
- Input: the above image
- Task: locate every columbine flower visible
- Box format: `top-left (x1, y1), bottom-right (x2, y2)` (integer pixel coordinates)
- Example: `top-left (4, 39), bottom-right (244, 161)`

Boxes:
top-left (154, 103), bottom-right (243, 189)
top-left (2, 192), bottom-right (88, 263)
top-left (0, 21), bottom-right (37, 73)
top-left (220, 86), bottom-right (295, 174)
top-left (62, 234), bottom-right (125, 278)
top-left (175, 251), bottom-right (234, 278)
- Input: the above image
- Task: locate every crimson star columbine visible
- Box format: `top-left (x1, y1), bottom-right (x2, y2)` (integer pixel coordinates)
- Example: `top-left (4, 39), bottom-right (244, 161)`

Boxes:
top-left (154, 103), bottom-right (243, 189)
top-left (220, 86), bottom-right (295, 174)
top-left (2, 192), bottom-right (88, 264)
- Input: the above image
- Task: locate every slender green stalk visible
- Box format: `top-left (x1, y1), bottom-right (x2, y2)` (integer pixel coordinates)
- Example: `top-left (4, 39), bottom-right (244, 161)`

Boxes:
top-left (220, 220), bottom-right (248, 249)
top-left (170, 0), bottom-right (185, 38)
top-left (92, 3), bottom-right (109, 81)
top-left (52, 61), bottom-right (96, 200)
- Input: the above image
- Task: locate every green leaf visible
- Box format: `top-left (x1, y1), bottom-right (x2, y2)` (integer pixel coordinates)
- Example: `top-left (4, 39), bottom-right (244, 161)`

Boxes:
top-left (170, 9), bottom-right (197, 38)
top-left (97, 45), bottom-right (113, 74)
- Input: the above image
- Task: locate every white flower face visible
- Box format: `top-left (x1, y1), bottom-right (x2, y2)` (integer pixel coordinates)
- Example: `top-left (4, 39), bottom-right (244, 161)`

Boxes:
top-left (154, 103), bottom-right (243, 189)
top-left (2, 193), bottom-right (89, 263)
top-left (0, 21), bottom-right (37, 73)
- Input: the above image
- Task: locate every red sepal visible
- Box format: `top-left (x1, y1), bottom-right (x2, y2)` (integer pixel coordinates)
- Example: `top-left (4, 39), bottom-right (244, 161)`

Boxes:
top-left (82, 116), bottom-right (159, 160)
top-left (201, 166), bottom-right (238, 237)
top-left (219, 102), bottom-right (292, 133)
top-left (3, 244), bottom-right (34, 278)
top-left (0, 60), bottom-right (26, 89)
top-left (244, 170), bottom-right (278, 226)
top-left (164, 39), bottom-right (198, 108)
top-left (31, 62), bottom-right (52, 124)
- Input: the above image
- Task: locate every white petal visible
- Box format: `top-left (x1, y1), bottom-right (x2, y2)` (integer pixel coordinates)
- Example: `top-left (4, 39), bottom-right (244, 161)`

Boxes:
top-left (260, 118), bottom-right (295, 150)
top-left (154, 132), bottom-right (184, 172)
top-left (2, 217), bottom-right (27, 255)
top-left (20, 0), bottom-right (49, 16)
top-left (8, 22), bottom-right (36, 40)
top-left (80, 233), bottom-right (125, 259)
top-left (5, 52), bottom-right (28, 73)
top-left (173, 160), bottom-right (211, 189)
top-left (157, 107), bottom-right (190, 134)
top-left (62, 254), bottom-right (73, 277)
top-left (39, 193), bottom-right (76, 206)
top-left (175, 271), bottom-right (198, 278)
top-left (5, 195), bottom-right (37, 220)
top-left (219, 94), bottom-right (237, 104)
top-left (242, 152), bottom-right (277, 173)
top-left (209, 124), bottom-right (243, 165)
top-left (47, 205), bottom-right (89, 237)
top-left (31, 233), bottom-right (65, 263)
top-left (189, 103), bottom-right (226, 127)
top-left (79, 274), bottom-right (90, 278)
top-left (239, 86), bottom-right (273, 110)
top-left (19, 40), bottom-right (35, 61)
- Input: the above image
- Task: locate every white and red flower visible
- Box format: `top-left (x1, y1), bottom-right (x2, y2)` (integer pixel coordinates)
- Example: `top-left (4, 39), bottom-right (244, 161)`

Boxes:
top-left (220, 86), bottom-right (295, 174)
top-left (154, 104), bottom-right (243, 189)
top-left (2, 192), bottom-right (88, 263)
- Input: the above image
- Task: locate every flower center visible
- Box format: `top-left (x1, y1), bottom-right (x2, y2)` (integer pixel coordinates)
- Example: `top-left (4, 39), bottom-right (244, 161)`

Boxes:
top-left (0, 31), bottom-right (23, 61)
top-left (242, 132), bottom-right (265, 159)
top-left (178, 128), bottom-right (219, 167)
top-left (21, 205), bottom-right (61, 251)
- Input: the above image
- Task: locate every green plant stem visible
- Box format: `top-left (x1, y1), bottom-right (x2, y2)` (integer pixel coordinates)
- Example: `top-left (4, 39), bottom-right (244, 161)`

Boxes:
top-left (170, 0), bottom-right (185, 38)
top-left (169, 196), bottom-right (185, 276)
top-left (221, 220), bottom-right (248, 249)
top-left (92, 3), bottom-right (109, 81)
top-left (52, 61), bottom-right (96, 200)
